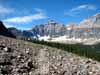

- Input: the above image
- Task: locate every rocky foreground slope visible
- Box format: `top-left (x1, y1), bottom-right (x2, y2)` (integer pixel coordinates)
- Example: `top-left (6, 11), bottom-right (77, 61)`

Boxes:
top-left (0, 36), bottom-right (100, 75)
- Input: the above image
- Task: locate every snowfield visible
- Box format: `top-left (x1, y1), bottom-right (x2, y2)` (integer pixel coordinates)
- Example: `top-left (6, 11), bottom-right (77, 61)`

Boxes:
top-left (38, 35), bottom-right (100, 45)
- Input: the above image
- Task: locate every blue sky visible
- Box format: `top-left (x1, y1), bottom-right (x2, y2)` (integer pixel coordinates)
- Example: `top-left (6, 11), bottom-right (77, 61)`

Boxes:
top-left (0, 0), bottom-right (100, 30)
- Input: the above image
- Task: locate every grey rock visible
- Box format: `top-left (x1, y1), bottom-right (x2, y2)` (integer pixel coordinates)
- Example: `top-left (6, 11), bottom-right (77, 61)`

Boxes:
top-left (0, 36), bottom-right (100, 75)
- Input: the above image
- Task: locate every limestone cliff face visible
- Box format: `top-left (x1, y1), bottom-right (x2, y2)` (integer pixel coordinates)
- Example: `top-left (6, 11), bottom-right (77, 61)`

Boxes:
top-left (0, 21), bottom-right (7, 31)
top-left (80, 13), bottom-right (100, 26)
top-left (31, 20), bottom-right (67, 37)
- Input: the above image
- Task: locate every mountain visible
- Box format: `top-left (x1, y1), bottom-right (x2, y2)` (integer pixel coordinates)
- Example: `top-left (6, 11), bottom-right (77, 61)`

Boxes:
top-left (8, 27), bottom-right (23, 39)
top-left (61, 13), bottom-right (100, 39)
top-left (31, 13), bottom-right (100, 40)
top-left (8, 20), bottom-right (67, 40)
top-left (7, 13), bottom-right (100, 44)
top-left (80, 13), bottom-right (100, 26)
top-left (77, 13), bottom-right (100, 39)
top-left (0, 21), bottom-right (16, 38)
top-left (22, 30), bottom-right (38, 39)
top-left (31, 20), bottom-right (67, 37)
top-left (8, 27), bottom-right (37, 40)
top-left (31, 13), bottom-right (100, 44)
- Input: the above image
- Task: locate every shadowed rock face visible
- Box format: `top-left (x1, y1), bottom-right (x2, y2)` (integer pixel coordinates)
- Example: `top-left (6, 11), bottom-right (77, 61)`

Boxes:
top-left (0, 21), bottom-right (7, 31)
top-left (0, 21), bottom-right (16, 38)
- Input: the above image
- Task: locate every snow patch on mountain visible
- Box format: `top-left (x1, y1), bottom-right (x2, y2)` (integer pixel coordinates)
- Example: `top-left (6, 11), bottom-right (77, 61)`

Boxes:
top-left (38, 35), bottom-right (51, 41)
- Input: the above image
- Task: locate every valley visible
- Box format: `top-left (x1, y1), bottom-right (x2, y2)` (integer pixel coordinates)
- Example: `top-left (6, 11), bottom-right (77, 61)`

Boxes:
top-left (0, 0), bottom-right (100, 75)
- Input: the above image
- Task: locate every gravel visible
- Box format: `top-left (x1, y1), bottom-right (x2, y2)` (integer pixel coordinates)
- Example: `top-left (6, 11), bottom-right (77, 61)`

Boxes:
top-left (0, 35), bottom-right (100, 75)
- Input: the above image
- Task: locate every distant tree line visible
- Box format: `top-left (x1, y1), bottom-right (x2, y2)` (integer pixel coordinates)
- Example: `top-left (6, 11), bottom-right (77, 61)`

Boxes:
top-left (24, 38), bottom-right (100, 62)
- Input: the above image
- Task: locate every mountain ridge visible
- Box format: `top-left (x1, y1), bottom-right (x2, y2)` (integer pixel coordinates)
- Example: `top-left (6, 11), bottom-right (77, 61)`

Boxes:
top-left (0, 21), bottom-right (16, 38)
top-left (2, 13), bottom-right (100, 44)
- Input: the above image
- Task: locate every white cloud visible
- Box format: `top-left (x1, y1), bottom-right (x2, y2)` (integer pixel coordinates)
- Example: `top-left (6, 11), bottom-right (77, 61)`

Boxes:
top-left (71, 5), bottom-right (96, 11)
top-left (3, 22), bottom-right (31, 30)
top-left (3, 13), bottom-right (47, 23)
top-left (0, 5), bottom-right (14, 14)
top-left (2, 8), bottom-right (48, 30)
top-left (34, 8), bottom-right (45, 13)
top-left (65, 4), bottom-right (97, 16)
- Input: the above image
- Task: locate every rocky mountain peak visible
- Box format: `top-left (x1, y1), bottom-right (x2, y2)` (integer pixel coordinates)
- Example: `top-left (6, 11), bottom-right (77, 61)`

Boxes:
top-left (0, 21), bottom-right (7, 31)
top-left (66, 23), bottom-right (78, 30)
top-left (48, 20), bottom-right (57, 25)
top-left (0, 21), bottom-right (15, 38)
top-left (80, 13), bottom-right (100, 26)
top-left (95, 13), bottom-right (100, 23)
top-left (95, 13), bottom-right (100, 17)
